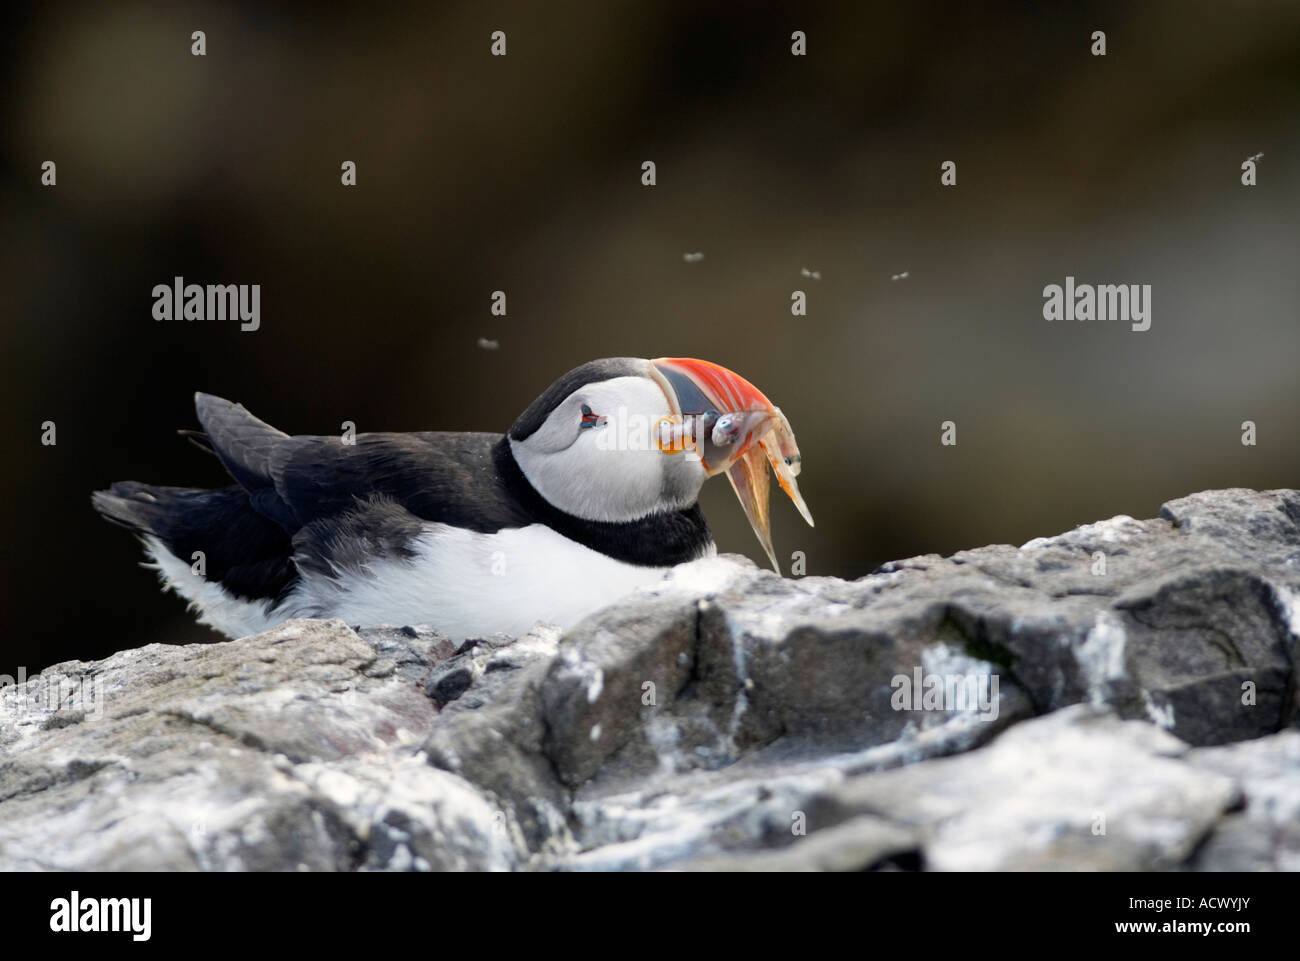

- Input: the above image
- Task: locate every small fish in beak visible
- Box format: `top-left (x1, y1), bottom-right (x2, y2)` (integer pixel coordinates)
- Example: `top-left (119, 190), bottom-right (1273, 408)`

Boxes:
top-left (650, 358), bottom-right (814, 573)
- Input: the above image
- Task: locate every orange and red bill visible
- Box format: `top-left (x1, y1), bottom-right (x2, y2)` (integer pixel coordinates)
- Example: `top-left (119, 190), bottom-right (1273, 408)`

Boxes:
top-left (649, 357), bottom-right (814, 573)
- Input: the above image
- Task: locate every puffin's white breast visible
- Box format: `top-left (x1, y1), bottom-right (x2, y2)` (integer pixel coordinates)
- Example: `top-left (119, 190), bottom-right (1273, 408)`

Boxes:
top-left (147, 523), bottom-right (714, 641)
top-left (281, 522), bottom-right (712, 639)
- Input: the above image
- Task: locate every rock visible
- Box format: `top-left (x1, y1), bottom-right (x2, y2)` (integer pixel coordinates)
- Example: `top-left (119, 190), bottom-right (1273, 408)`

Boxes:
top-left (426, 629), bottom-right (555, 708)
top-left (806, 705), bottom-right (1238, 871)
top-left (0, 619), bottom-right (515, 871)
top-left (423, 625), bottom-right (571, 853)
top-left (2, 488), bottom-right (1298, 870)
top-left (428, 666), bottom-right (474, 705)
top-left (682, 814), bottom-right (918, 872)
top-left (1185, 731), bottom-right (1300, 871)
top-left (355, 625), bottom-right (455, 683)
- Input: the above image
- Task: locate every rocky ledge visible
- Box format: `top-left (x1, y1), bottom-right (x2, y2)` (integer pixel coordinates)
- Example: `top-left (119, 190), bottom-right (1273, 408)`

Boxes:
top-left (2, 488), bottom-right (1298, 871)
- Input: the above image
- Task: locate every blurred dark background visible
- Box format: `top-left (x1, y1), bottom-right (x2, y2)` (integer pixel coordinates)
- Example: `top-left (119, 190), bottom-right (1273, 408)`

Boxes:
top-left (2, 1), bottom-right (1298, 671)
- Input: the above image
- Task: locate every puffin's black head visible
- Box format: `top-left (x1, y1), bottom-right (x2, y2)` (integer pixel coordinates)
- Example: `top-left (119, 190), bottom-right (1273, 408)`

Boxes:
top-left (507, 357), bottom-right (813, 572)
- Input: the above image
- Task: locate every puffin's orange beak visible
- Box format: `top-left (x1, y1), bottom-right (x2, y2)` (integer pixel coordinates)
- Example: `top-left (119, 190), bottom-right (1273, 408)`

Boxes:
top-left (649, 357), bottom-right (814, 573)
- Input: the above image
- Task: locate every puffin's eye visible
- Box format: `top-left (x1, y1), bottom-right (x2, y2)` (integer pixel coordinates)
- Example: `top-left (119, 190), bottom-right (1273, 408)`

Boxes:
top-left (579, 404), bottom-right (606, 429)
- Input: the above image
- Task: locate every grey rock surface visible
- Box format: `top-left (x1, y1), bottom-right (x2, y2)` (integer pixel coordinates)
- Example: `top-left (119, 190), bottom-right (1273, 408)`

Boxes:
top-left (2, 487), bottom-right (1297, 870)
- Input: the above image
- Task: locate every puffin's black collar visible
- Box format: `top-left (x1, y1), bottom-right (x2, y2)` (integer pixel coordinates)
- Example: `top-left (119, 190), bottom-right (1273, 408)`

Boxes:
top-left (492, 438), bottom-right (713, 567)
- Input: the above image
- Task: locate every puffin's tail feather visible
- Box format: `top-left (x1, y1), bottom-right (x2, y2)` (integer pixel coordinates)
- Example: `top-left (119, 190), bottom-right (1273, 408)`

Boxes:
top-left (93, 481), bottom-right (202, 537)
top-left (92, 481), bottom-right (297, 603)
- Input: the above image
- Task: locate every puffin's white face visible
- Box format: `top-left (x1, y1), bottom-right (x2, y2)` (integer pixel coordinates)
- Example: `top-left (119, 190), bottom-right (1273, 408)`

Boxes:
top-left (510, 374), bottom-right (708, 522)
top-left (507, 356), bottom-right (814, 572)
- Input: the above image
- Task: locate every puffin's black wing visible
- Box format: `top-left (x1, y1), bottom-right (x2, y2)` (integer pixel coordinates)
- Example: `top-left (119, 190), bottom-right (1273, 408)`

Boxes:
top-left (193, 393), bottom-right (529, 535)
top-left (91, 393), bottom-right (524, 607)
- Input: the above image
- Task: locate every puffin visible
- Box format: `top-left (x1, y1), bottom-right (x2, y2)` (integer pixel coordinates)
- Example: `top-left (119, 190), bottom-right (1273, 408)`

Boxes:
top-left (93, 357), bottom-right (813, 640)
